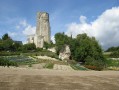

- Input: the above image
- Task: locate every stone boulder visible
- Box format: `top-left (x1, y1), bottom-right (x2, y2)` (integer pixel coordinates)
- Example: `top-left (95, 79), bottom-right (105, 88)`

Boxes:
top-left (59, 45), bottom-right (71, 60)
top-left (48, 47), bottom-right (56, 53)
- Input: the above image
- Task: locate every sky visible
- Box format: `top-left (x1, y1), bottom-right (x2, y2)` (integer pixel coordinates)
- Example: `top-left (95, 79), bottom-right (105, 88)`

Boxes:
top-left (0, 0), bottom-right (119, 50)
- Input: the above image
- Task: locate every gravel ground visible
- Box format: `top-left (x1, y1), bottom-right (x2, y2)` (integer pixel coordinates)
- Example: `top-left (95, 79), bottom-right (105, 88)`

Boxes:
top-left (0, 67), bottom-right (119, 90)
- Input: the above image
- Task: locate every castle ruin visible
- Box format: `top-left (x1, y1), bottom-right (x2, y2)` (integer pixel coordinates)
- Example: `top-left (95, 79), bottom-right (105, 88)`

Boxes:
top-left (27, 12), bottom-right (51, 48)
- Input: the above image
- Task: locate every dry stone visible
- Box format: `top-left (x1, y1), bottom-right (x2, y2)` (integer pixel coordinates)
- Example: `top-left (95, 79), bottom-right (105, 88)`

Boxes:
top-left (59, 45), bottom-right (71, 60)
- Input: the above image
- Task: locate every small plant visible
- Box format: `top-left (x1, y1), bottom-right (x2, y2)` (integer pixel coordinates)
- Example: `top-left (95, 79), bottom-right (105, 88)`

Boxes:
top-left (0, 57), bottom-right (18, 67)
top-left (71, 63), bottom-right (88, 70)
top-left (28, 63), bottom-right (32, 67)
top-left (43, 63), bottom-right (54, 69)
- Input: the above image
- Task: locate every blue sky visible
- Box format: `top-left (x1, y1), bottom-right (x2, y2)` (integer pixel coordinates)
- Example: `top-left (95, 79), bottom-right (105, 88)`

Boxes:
top-left (0, 0), bottom-right (119, 49)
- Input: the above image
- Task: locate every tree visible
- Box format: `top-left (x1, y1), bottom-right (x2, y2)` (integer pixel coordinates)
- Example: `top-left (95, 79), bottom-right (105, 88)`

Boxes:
top-left (2, 39), bottom-right (14, 51)
top-left (74, 34), bottom-right (104, 63)
top-left (44, 42), bottom-right (49, 49)
top-left (43, 41), bottom-right (55, 49)
top-left (12, 42), bottom-right (22, 51)
top-left (106, 46), bottom-right (119, 52)
top-left (2, 33), bottom-right (11, 40)
top-left (55, 32), bottom-right (71, 54)
top-left (54, 33), bottom-right (106, 69)
top-left (22, 43), bottom-right (36, 52)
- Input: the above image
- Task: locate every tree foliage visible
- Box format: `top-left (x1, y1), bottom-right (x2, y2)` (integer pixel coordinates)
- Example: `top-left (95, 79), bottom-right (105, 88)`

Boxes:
top-left (43, 41), bottom-right (55, 49)
top-left (2, 33), bottom-right (11, 40)
top-left (55, 33), bottom-right (106, 69)
top-left (22, 43), bottom-right (36, 51)
top-left (106, 46), bottom-right (119, 52)
top-left (0, 33), bottom-right (23, 51)
top-left (55, 32), bottom-right (71, 54)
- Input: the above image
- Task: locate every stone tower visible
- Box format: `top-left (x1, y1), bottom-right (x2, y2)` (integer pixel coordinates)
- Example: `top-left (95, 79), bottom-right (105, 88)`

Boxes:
top-left (27, 12), bottom-right (51, 48)
top-left (36, 12), bottom-right (50, 43)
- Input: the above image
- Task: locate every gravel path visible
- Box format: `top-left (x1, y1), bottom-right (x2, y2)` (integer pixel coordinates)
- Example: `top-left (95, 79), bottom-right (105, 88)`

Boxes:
top-left (0, 67), bottom-right (119, 90)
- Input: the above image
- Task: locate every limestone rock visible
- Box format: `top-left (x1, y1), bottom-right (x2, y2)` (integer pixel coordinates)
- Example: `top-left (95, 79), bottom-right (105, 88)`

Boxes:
top-left (48, 47), bottom-right (56, 53)
top-left (59, 45), bottom-right (71, 60)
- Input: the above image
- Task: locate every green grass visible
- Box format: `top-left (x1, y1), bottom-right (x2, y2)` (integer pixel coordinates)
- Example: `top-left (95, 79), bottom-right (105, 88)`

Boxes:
top-left (106, 59), bottom-right (119, 67)
top-left (22, 50), bottom-right (59, 59)
top-left (70, 63), bottom-right (88, 70)
top-left (0, 57), bottom-right (18, 67)
top-left (43, 63), bottom-right (54, 69)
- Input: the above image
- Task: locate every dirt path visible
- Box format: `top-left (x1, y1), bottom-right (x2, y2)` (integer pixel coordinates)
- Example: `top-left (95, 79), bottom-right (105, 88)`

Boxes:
top-left (0, 67), bottom-right (119, 90)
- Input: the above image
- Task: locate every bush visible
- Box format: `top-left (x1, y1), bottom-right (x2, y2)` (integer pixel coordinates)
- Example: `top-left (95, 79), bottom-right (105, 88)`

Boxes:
top-left (22, 43), bottom-right (36, 52)
top-left (0, 51), bottom-right (20, 56)
top-left (110, 51), bottom-right (119, 58)
top-left (71, 63), bottom-right (88, 70)
top-left (105, 59), bottom-right (119, 67)
top-left (0, 57), bottom-right (18, 67)
top-left (84, 56), bottom-right (106, 70)
top-left (43, 63), bottom-right (54, 69)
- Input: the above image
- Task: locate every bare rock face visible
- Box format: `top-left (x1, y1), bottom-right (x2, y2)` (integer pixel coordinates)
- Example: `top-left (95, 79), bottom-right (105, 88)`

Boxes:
top-left (48, 47), bottom-right (56, 53)
top-left (59, 45), bottom-right (71, 60)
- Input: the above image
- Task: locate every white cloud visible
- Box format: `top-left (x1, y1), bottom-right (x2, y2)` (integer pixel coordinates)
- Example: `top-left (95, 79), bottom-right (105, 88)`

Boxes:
top-left (8, 31), bottom-right (17, 37)
top-left (19, 19), bottom-right (28, 27)
top-left (79, 15), bottom-right (87, 23)
top-left (51, 35), bottom-right (55, 43)
top-left (22, 25), bottom-right (36, 35)
top-left (16, 25), bottom-right (20, 29)
top-left (16, 19), bottom-right (36, 36)
top-left (66, 7), bottom-right (119, 49)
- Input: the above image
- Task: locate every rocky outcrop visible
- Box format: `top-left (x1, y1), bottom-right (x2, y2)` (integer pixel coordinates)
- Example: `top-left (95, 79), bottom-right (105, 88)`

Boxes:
top-left (48, 47), bottom-right (56, 53)
top-left (59, 45), bottom-right (71, 60)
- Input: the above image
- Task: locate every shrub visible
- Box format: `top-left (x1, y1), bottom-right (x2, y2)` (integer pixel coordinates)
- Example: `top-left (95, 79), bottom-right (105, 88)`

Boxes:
top-left (43, 63), bottom-right (54, 69)
top-left (0, 51), bottom-right (20, 56)
top-left (0, 57), bottom-right (18, 67)
top-left (110, 51), bottom-right (119, 58)
top-left (84, 56), bottom-right (106, 70)
top-left (71, 63), bottom-right (88, 70)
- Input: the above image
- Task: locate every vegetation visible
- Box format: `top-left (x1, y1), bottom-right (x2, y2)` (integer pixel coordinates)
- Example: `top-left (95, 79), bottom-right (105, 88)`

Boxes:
top-left (0, 51), bottom-right (20, 56)
top-left (70, 63), bottom-right (88, 70)
top-left (0, 33), bottom-right (119, 71)
top-left (105, 59), bottom-right (119, 67)
top-left (110, 51), bottom-right (119, 58)
top-left (55, 33), bottom-right (106, 70)
top-left (43, 63), bottom-right (54, 69)
top-left (22, 50), bottom-right (59, 59)
top-left (0, 57), bottom-right (18, 67)
top-left (43, 41), bottom-right (55, 49)
top-left (106, 46), bottom-right (119, 52)
top-left (22, 43), bottom-right (36, 52)
top-left (106, 46), bottom-right (119, 58)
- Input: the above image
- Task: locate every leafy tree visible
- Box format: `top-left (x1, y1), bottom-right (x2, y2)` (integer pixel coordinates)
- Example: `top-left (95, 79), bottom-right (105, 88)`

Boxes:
top-left (2, 33), bottom-right (11, 40)
top-left (74, 34), bottom-right (105, 63)
top-left (43, 40), bottom-right (55, 50)
top-left (44, 42), bottom-right (49, 49)
top-left (2, 39), bottom-right (14, 51)
top-left (55, 32), bottom-right (70, 54)
top-left (106, 46), bottom-right (119, 52)
top-left (12, 42), bottom-right (22, 51)
top-left (22, 43), bottom-right (36, 51)
top-left (110, 51), bottom-right (119, 58)
top-left (55, 33), bottom-right (106, 69)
